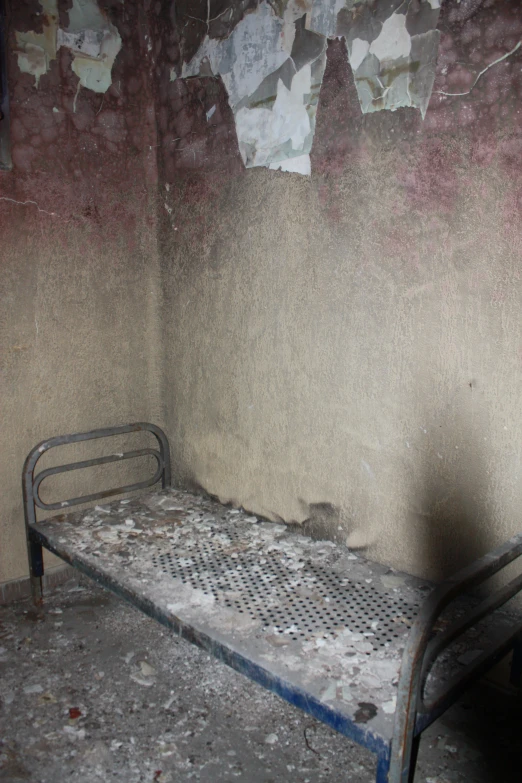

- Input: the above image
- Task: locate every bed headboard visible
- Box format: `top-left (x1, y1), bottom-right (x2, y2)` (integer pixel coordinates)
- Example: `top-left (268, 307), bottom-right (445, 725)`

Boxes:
top-left (22, 422), bottom-right (171, 529)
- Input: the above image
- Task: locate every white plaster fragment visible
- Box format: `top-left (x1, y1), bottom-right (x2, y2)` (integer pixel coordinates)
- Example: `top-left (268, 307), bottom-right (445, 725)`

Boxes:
top-left (63, 725), bottom-right (86, 739)
top-left (237, 65), bottom-right (313, 170)
top-left (306, 0), bottom-right (345, 38)
top-left (24, 684), bottom-right (44, 694)
top-left (57, 28), bottom-right (104, 58)
top-left (349, 38), bottom-right (370, 72)
top-left (16, 44), bottom-right (48, 87)
top-left (369, 13), bottom-right (411, 63)
top-left (139, 660), bottom-right (157, 677)
top-left (130, 671), bottom-right (156, 687)
top-left (182, 2), bottom-right (287, 110)
top-left (15, 0), bottom-right (58, 88)
top-left (321, 680), bottom-right (338, 702)
top-left (283, 0), bottom-right (314, 53)
top-left (70, 27), bottom-right (122, 94)
top-left (182, 1), bottom-right (325, 176)
top-left (178, 0), bottom-right (441, 176)
top-left (381, 573), bottom-right (406, 589)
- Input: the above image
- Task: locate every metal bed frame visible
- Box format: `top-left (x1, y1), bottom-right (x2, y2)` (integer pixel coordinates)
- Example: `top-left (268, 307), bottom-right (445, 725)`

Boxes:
top-left (22, 423), bottom-right (522, 783)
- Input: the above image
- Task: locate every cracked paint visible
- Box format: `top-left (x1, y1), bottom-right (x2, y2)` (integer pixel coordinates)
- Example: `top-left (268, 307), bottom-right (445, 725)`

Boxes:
top-left (179, 0), bottom-right (441, 174)
top-left (15, 0), bottom-right (121, 98)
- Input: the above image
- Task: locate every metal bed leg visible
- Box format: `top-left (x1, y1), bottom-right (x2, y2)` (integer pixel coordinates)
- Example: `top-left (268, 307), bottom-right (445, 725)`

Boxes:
top-left (510, 632), bottom-right (522, 687)
top-left (407, 736), bottom-right (421, 783)
top-left (378, 739), bottom-right (418, 783)
top-left (376, 749), bottom-right (391, 783)
top-left (29, 538), bottom-right (44, 605)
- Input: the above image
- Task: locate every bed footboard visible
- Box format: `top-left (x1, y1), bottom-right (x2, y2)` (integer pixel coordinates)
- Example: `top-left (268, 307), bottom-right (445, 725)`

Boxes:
top-left (390, 532), bottom-right (522, 783)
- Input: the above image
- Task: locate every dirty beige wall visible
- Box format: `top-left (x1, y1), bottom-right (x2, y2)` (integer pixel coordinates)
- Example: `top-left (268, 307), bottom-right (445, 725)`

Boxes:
top-left (0, 0), bottom-right (163, 584)
top-left (161, 19), bottom-right (522, 580)
top-left (1, 214), bottom-right (163, 583)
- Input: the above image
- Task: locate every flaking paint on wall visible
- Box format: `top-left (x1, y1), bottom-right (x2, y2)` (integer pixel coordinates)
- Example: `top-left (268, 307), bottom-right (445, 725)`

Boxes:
top-left (160, 1), bottom-right (522, 579)
top-left (15, 0), bottom-right (121, 100)
top-left (15, 0), bottom-right (58, 87)
top-left (179, 0), bottom-right (441, 174)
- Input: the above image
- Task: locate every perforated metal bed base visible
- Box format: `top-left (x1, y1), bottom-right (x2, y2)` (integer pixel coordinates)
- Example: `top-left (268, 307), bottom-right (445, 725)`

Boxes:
top-left (152, 536), bottom-right (419, 648)
top-left (27, 487), bottom-right (520, 780)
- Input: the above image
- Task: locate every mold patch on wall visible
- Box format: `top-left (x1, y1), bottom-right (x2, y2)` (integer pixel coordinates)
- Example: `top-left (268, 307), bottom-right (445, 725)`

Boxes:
top-left (15, 0), bottom-right (121, 100)
top-left (178, 0), bottom-right (442, 174)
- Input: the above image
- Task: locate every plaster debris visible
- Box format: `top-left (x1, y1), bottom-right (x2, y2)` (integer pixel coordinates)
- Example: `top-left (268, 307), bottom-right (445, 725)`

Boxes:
top-left (24, 684), bottom-right (44, 694)
top-left (63, 725), bottom-right (86, 740)
top-left (15, 0), bottom-right (121, 99)
top-left (382, 697), bottom-right (397, 714)
top-left (139, 660), bottom-right (157, 677)
top-left (1, 582), bottom-right (520, 781)
top-left (65, 0), bottom-right (122, 95)
top-left (28, 484), bottom-right (518, 745)
top-left (179, 0), bottom-right (442, 174)
top-left (57, 28), bottom-right (104, 59)
top-left (15, 0), bottom-right (58, 87)
top-left (368, 13), bottom-right (411, 63)
top-left (130, 672), bottom-right (156, 687)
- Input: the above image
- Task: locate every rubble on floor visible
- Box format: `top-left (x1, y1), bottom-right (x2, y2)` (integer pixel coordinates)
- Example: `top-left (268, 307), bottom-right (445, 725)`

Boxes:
top-left (0, 579), bottom-right (521, 782)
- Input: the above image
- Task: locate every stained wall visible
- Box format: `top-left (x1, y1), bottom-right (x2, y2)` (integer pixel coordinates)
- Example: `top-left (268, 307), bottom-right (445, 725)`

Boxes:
top-left (159, 0), bottom-right (522, 579)
top-left (0, 0), bottom-right (164, 583)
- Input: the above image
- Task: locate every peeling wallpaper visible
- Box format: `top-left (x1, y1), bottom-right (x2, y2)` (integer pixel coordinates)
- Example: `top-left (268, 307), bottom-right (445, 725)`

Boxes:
top-left (15, 0), bottom-right (121, 100)
top-left (160, 0), bottom-right (522, 579)
top-left (178, 0), bottom-right (441, 174)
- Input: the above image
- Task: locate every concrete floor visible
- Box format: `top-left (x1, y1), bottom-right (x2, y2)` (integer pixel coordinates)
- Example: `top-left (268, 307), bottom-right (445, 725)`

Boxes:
top-left (0, 579), bottom-right (521, 783)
